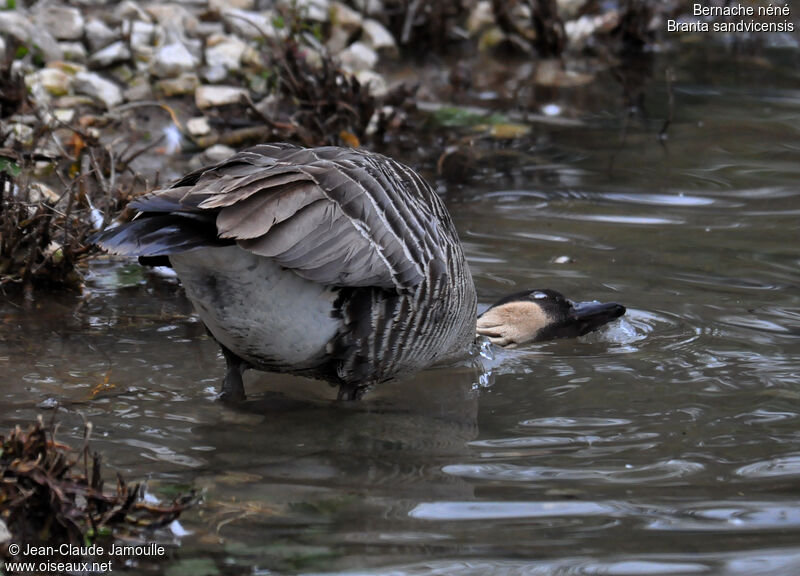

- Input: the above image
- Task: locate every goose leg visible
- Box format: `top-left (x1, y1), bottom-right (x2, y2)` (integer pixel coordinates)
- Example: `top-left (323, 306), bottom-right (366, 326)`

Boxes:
top-left (220, 344), bottom-right (248, 401)
top-left (336, 381), bottom-right (367, 401)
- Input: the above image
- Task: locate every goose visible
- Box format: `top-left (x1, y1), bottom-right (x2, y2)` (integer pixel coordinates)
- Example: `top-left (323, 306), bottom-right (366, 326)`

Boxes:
top-left (93, 143), bottom-right (625, 401)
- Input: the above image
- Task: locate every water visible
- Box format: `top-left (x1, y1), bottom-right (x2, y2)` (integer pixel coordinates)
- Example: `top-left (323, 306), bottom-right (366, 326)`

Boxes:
top-left (2, 44), bottom-right (800, 575)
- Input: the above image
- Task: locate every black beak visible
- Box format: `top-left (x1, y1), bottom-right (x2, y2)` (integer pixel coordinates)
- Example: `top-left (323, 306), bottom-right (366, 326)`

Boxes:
top-left (538, 300), bottom-right (626, 341)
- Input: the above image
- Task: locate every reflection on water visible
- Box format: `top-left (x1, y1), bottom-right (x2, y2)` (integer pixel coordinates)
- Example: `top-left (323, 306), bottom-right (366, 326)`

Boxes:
top-left (2, 43), bottom-right (800, 575)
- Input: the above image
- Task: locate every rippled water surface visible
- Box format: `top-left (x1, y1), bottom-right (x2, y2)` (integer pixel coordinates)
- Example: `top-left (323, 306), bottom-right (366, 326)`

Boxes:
top-left (2, 44), bottom-right (800, 575)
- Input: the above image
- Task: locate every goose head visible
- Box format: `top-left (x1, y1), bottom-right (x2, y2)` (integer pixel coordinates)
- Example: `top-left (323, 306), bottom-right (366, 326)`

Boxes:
top-left (476, 289), bottom-right (625, 347)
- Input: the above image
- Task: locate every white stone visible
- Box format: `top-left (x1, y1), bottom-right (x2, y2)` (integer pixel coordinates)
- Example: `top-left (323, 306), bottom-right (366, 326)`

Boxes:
top-left (54, 108), bottom-right (76, 123)
top-left (4, 123), bottom-right (34, 147)
top-left (361, 19), bottom-right (396, 53)
top-left (209, 0), bottom-right (255, 10)
top-left (35, 6), bottom-right (85, 41)
top-left (114, 1), bottom-right (152, 22)
top-left (123, 81), bottom-right (154, 102)
top-left (195, 85), bottom-right (248, 108)
top-left (254, 94), bottom-right (279, 118)
top-left (73, 71), bottom-right (123, 108)
top-left (85, 18), bottom-right (119, 51)
top-left (338, 41), bottom-right (377, 72)
top-left (202, 65), bottom-right (228, 83)
top-left (59, 42), bottom-right (88, 62)
top-left (327, 2), bottom-right (362, 52)
top-left (0, 12), bottom-right (63, 63)
top-left (122, 20), bottom-right (164, 54)
top-left (0, 519), bottom-right (11, 545)
top-left (89, 41), bottom-right (132, 67)
top-left (565, 13), bottom-right (618, 51)
top-left (355, 69), bottom-right (387, 98)
top-left (186, 116), bottom-right (211, 137)
top-left (26, 68), bottom-right (72, 99)
top-left (205, 34), bottom-right (247, 70)
top-left (467, 1), bottom-right (494, 35)
top-left (155, 73), bottom-right (199, 96)
top-left (330, 1), bottom-right (363, 33)
top-left (147, 4), bottom-right (200, 36)
top-left (151, 42), bottom-right (198, 78)
top-left (350, 0), bottom-right (383, 15)
top-left (204, 144), bottom-right (236, 163)
top-left (29, 182), bottom-right (61, 204)
top-left (222, 9), bottom-right (283, 40)
top-left (327, 27), bottom-right (351, 54)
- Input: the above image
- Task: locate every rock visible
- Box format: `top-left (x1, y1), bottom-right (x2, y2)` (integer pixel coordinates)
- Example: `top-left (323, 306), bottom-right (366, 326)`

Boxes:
top-left (151, 42), bottom-right (198, 78)
top-left (327, 28), bottom-right (351, 54)
top-left (29, 182), bottom-right (61, 204)
top-left (350, 0), bottom-right (383, 16)
top-left (114, 1), bottom-right (152, 23)
top-left (201, 65), bottom-right (228, 84)
top-left (222, 9), bottom-right (283, 40)
top-left (4, 123), bottom-right (34, 147)
top-left (73, 71), bottom-right (123, 108)
top-left (195, 21), bottom-right (226, 37)
top-left (53, 108), bottom-right (76, 123)
top-left (123, 80), bottom-right (154, 102)
top-left (355, 69), bottom-right (387, 98)
top-left (331, 1), bottom-right (363, 33)
top-left (0, 519), bottom-right (11, 546)
top-left (155, 73), bottom-right (199, 96)
top-left (361, 19), bottom-right (397, 54)
top-left (277, 0), bottom-right (329, 22)
top-left (209, 0), bottom-right (255, 10)
top-left (241, 45), bottom-right (263, 67)
top-left (299, 46), bottom-right (324, 69)
top-left (338, 41), bottom-right (377, 72)
top-left (26, 68), bottom-right (72, 99)
top-left (132, 20), bottom-right (160, 51)
top-left (195, 85), bottom-right (248, 108)
top-left (467, 1), bottom-right (494, 35)
top-left (204, 144), bottom-right (235, 163)
top-left (0, 12), bottom-right (63, 63)
top-left (89, 41), bottom-right (132, 68)
top-left (85, 18), bottom-right (119, 51)
top-left (147, 4), bottom-right (200, 37)
top-left (254, 94), bottom-right (279, 118)
top-left (565, 12), bottom-right (619, 50)
top-left (0, 36), bottom-right (5, 63)
top-left (35, 6), bottom-right (85, 41)
top-left (205, 34), bottom-right (247, 71)
top-left (186, 116), bottom-right (211, 137)
top-left (328, 3), bottom-right (363, 51)
top-left (59, 42), bottom-right (88, 62)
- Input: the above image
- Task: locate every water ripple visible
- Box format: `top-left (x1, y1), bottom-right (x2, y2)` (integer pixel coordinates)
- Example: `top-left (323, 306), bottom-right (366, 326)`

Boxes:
top-left (409, 500), bottom-right (618, 521)
top-left (442, 460), bottom-right (704, 484)
top-left (736, 455), bottom-right (800, 479)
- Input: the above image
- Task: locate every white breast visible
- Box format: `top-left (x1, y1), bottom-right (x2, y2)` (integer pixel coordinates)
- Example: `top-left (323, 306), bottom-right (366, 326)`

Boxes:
top-left (170, 246), bottom-right (340, 368)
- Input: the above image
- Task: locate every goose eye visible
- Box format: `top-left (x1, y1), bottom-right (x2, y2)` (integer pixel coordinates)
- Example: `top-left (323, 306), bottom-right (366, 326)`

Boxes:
top-left (531, 291), bottom-right (548, 300)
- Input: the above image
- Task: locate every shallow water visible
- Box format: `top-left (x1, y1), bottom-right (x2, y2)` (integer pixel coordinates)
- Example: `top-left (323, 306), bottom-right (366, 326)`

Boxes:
top-left (2, 43), bottom-right (800, 575)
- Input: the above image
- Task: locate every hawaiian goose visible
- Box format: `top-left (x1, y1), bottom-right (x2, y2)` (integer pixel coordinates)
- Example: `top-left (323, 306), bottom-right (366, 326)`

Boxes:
top-left (93, 144), bottom-right (624, 400)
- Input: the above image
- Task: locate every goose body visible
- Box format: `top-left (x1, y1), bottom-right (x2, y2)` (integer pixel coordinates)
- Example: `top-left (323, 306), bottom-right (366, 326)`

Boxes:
top-left (95, 143), bottom-right (478, 399)
top-left (94, 143), bottom-right (624, 400)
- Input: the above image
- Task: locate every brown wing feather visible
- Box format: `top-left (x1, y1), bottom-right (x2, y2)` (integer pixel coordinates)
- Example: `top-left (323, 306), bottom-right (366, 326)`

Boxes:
top-left (102, 143), bottom-right (460, 291)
